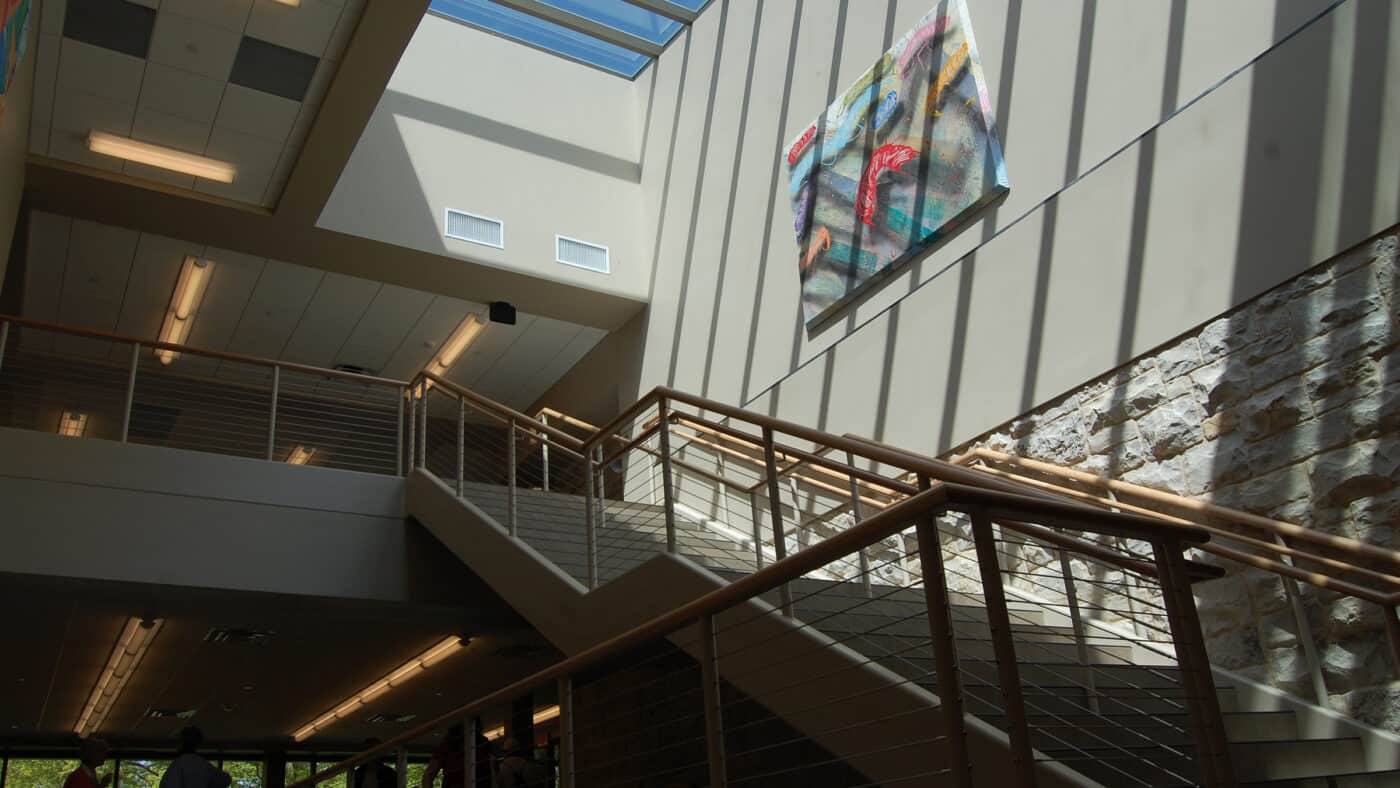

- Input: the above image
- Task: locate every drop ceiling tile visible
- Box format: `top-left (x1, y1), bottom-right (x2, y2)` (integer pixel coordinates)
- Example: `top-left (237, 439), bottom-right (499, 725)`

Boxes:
top-left (29, 35), bottom-right (61, 148)
top-left (122, 161), bottom-right (196, 190)
top-left (245, 0), bottom-right (340, 57)
top-left (50, 92), bottom-right (136, 173)
top-left (379, 296), bottom-right (479, 381)
top-left (22, 212), bottom-right (73, 326)
top-left (41, 0), bottom-right (66, 35)
top-left (507, 326), bottom-right (604, 411)
top-left (148, 10), bottom-right (242, 80)
top-left (214, 84), bottom-right (300, 141)
top-left (62, 0), bottom-right (156, 59)
top-left (448, 314), bottom-right (537, 389)
top-left (278, 274), bottom-right (379, 367)
top-left (288, 101), bottom-right (319, 141)
top-left (56, 38), bottom-right (145, 105)
top-left (195, 125), bottom-right (282, 204)
top-left (225, 260), bottom-right (324, 359)
top-left (159, 0), bottom-right (253, 32)
top-left (473, 317), bottom-right (576, 404)
top-left (179, 247), bottom-right (265, 376)
top-left (138, 62), bottom-right (225, 125)
top-left (228, 36), bottom-right (317, 101)
top-left (113, 233), bottom-right (203, 342)
top-left (57, 218), bottom-right (141, 333)
top-left (129, 0), bottom-right (159, 7)
top-left (335, 285), bottom-right (434, 374)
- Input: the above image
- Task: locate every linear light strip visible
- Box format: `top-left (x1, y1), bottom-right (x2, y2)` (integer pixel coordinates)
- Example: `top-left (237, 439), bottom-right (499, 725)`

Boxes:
top-left (427, 314), bottom-right (486, 378)
top-left (155, 256), bottom-right (214, 366)
top-left (75, 617), bottom-right (164, 735)
top-left (292, 636), bottom-right (467, 742)
top-left (482, 705), bottom-right (561, 741)
top-left (87, 132), bottom-right (237, 184)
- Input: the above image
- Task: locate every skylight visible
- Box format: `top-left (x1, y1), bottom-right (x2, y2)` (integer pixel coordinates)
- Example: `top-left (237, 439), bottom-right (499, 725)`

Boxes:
top-left (429, 0), bottom-right (706, 78)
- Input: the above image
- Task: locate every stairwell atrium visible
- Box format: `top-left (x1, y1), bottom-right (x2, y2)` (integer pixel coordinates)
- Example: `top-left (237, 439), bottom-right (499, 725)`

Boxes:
top-left (1, 0), bottom-right (1398, 786)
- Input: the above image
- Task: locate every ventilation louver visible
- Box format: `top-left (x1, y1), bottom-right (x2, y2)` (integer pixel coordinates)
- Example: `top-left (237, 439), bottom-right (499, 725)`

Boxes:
top-left (147, 708), bottom-right (197, 719)
top-left (555, 236), bottom-right (610, 274)
top-left (204, 628), bottom-right (275, 646)
top-left (366, 713), bottom-right (417, 724)
top-left (444, 209), bottom-right (504, 249)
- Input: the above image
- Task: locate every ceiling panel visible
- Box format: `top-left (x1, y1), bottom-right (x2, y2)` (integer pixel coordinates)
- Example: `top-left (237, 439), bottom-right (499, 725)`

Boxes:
top-left (377, 296), bottom-right (480, 382)
top-left (18, 210), bottom-right (611, 419)
top-left (30, 0), bottom-right (365, 209)
top-left (334, 285), bottom-right (434, 374)
top-left (446, 313), bottom-right (537, 390)
top-left (278, 273), bottom-right (381, 367)
top-left (470, 316), bottom-right (579, 406)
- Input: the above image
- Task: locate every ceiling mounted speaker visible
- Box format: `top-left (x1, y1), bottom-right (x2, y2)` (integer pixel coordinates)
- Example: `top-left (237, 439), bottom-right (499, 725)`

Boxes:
top-left (489, 301), bottom-right (517, 325)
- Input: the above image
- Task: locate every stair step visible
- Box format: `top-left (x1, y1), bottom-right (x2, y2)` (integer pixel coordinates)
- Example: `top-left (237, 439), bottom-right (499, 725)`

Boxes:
top-left (1231, 737), bottom-right (1368, 783)
top-left (1243, 769), bottom-right (1400, 787)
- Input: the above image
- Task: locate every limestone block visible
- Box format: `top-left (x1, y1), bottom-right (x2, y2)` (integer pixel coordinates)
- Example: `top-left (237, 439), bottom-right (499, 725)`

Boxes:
top-left (1195, 575), bottom-right (1253, 637)
top-left (1204, 626), bottom-right (1264, 671)
top-left (1084, 371), bottom-right (1166, 433)
top-left (1209, 462), bottom-right (1310, 516)
top-left (1239, 386), bottom-right (1310, 443)
top-left (1303, 356), bottom-right (1381, 415)
top-left (1156, 337), bottom-right (1204, 381)
top-left (1189, 359), bottom-right (1252, 414)
top-left (1266, 646), bottom-right (1312, 697)
top-left (1332, 685), bottom-right (1400, 732)
top-left (1244, 567), bottom-right (1291, 616)
top-left (1299, 308), bottom-right (1392, 369)
top-left (1326, 596), bottom-right (1386, 639)
top-left (1309, 438), bottom-right (1400, 507)
top-left (1018, 416), bottom-right (1089, 466)
top-left (1138, 397), bottom-right (1207, 459)
top-left (1259, 609), bottom-right (1300, 649)
top-left (1321, 637), bottom-right (1391, 693)
top-left (1122, 456), bottom-right (1186, 494)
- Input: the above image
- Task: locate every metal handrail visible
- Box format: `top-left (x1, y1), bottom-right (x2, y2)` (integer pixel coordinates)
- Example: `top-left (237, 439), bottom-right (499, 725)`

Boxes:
top-left (286, 479), bottom-right (1218, 788)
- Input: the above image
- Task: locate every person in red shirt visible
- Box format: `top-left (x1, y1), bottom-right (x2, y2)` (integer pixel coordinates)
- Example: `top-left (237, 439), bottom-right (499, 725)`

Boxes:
top-left (63, 738), bottom-right (112, 788)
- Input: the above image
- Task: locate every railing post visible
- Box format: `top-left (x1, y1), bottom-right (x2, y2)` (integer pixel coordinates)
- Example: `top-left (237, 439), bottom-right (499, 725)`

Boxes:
top-left (465, 717), bottom-right (476, 788)
top-left (1273, 534), bottom-right (1329, 705)
top-left (396, 385), bottom-right (405, 477)
top-left (558, 676), bottom-right (575, 788)
top-left (121, 343), bottom-right (139, 443)
top-left (913, 478), bottom-right (972, 788)
top-left (844, 450), bottom-right (872, 597)
top-left (267, 365), bottom-right (280, 461)
top-left (761, 427), bottom-right (793, 616)
top-left (1385, 605), bottom-right (1400, 673)
top-left (656, 398), bottom-right (678, 553)
top-left (593, 445), bottom-right (607, 538)
top-left (417, 382), bottom-right (428, 469)
top-left (584, 449), bottom-right (598, 589)
top-left (748, 490), bottom-right (765, 570)
top-left (0, 320), bottom-right (9, 375)
top-left (699, 615), bottom-right (727, 788)
top-left (406, 386), bottom-right (416, 474)
top-left (455, 396), bottom-right (465, 495)
top-left (507, 419), bottom-right (518, 536)
top-left (970, 508), bottom-right (1037, 787)
top-left (1057, 545), bottom-right (1099, 714)
top-left (395, 747), bottom-right (407, 788)
top-left (540, 413), bottom-right (551, 492)
top-left (1154, 540), bottom-right (1235, 788)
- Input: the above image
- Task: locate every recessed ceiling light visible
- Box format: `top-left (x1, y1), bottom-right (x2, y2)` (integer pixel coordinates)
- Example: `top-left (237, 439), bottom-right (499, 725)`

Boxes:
top-left (75, 617), bottom-right (165, 735)
top-left (87, 131), bottom-right (236, 183)
top-left (156, 256), bottom-right (215, 365)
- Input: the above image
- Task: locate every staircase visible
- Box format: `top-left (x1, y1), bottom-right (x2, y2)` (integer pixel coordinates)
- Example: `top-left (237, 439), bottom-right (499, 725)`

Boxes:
top-left (412, 473), bottom-right (1400, 787)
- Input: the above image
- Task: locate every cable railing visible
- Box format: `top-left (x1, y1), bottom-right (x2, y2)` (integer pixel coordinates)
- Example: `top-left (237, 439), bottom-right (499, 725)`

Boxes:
top-left (0, 315), bottom-right (407, 475)
top-left (8, 314), bottom-right (1395, 784)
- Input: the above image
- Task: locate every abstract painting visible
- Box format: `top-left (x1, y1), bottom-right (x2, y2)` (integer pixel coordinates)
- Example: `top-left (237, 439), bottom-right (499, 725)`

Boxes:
top-left (787, 0), bottom-right (1008, 329)
top-left (0, 0), bottom-right (33, 126)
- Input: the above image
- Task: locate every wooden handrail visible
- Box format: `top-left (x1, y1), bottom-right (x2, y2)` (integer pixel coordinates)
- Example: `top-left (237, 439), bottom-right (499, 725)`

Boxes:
top-left (419, 371), bottom-right (584, 452)
top-left (1, 314), bottom-right (407, 388)
top-left (961, 448), bottom-right (1400, 567)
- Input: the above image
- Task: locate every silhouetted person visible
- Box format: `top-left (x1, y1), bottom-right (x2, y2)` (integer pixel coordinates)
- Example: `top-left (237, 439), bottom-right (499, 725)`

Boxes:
top-left (352, 738), bottom-right (397, 788)
top-left (159, 726), bottom-right (232, 788)
top-left (422, 723), bottom-right (468, 788)
top-left (494, 738), bottom-right (546, 788)
top-left (63, 738), bottom-right (111, 788)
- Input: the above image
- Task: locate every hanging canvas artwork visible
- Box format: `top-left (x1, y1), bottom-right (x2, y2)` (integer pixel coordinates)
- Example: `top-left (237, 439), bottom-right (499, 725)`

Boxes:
top-left (787, 0), bottom-right (1008, 329)
top-left (0, 0), bottom-right (33, 126)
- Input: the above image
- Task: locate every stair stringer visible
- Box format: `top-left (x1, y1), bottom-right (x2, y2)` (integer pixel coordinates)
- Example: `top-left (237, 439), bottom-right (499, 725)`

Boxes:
top-left (408, 471), bottom-right (1102, 788)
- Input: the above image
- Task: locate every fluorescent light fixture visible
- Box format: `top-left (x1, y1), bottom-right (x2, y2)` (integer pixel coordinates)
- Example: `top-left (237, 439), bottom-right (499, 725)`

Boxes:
top-left (155, 257), bottom-right (214, 366)
top-left (292, 636), bottom-right (467, 742)
top-left (274, 0), bottom-right (301, 5)
top-left (75, 617), bottom-right (164, 735)
top-left (58, 411), bottom-right (88, 437)
top-left (482, 705), bottom-right (561, 742)
top-left (286, 446), bottom-right (316, 465)
top-left (427, 314), bottom-right (485, 377)
top-left (88, 131), bottom-right (236, 183)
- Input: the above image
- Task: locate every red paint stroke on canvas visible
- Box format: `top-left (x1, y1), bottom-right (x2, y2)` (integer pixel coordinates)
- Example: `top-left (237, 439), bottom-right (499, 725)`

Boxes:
top-left (857, 144), bottom-right (919, 226)
top-left (788, 124), bottom-right (817, 165)
top-left (801, 226), bottom-right (832, 273)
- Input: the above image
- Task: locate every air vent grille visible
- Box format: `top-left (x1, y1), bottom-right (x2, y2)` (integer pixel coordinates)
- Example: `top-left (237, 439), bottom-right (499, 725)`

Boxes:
top-left (556, 236), bottom-right (609, 274)
top-left (366, 713), bottom-right (417, 724)
top-left (147, 708), bottom-right (197, 719)
top-left (445, 209), bottom-right (504, 249)
top-left (204, 628), bottom-right (274, 646)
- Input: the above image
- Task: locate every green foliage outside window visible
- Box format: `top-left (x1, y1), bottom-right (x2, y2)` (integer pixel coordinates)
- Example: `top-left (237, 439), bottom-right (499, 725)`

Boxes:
top-left (3, 759), bottom-right (80, 788)
top-left (116, 759), bottom-right (171, 787)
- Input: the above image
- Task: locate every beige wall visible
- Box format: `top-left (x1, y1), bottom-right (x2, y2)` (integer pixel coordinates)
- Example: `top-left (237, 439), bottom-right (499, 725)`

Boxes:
top-left (319, 14), bottom-right (654, 302)
top-left (543, 0), bottom-right (1400, 452)
top-left (0, 0), bottom-right (36, 286)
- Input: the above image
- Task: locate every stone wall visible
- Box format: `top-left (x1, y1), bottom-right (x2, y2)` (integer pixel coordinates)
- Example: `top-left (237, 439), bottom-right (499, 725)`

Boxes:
top-left (956, 227), bottom-right (1400, 730)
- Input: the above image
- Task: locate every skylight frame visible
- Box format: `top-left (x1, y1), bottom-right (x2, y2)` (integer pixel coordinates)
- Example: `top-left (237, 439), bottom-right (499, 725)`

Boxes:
top-left (428, 0), bottom-right (711, 80)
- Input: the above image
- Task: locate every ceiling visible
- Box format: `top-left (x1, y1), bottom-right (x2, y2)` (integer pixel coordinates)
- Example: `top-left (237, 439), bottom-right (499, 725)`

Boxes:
top-left (20, 209), bottom-right (609, 411)
top-left (27, 0), bottom-right (363, 208)
top-left (0, 574), bottom-right (560, 748)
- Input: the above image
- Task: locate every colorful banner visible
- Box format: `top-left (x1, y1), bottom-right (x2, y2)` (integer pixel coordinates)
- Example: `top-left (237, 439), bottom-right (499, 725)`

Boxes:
top-left (1, 0), bottom-right (33, 126)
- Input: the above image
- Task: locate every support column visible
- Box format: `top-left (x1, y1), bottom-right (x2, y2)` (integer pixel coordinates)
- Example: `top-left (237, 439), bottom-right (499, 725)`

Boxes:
top-left (699, 615), bottom-right (727, 788)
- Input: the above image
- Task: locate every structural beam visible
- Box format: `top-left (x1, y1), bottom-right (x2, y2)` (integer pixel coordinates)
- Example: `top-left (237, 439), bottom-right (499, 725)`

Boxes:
top-left (622, 0), bottom-right (698, 25)
top-left (495, 0), bottom-right (666, 56)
